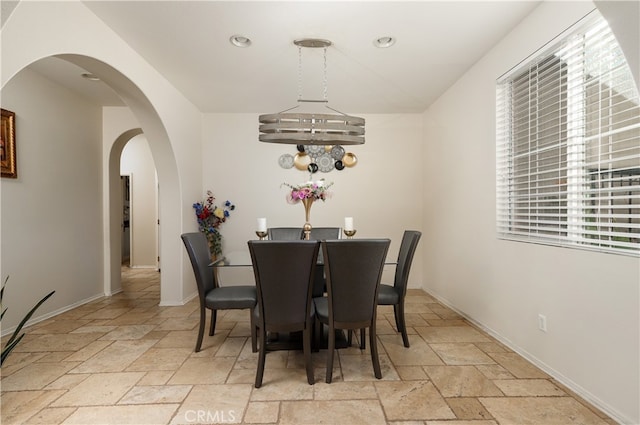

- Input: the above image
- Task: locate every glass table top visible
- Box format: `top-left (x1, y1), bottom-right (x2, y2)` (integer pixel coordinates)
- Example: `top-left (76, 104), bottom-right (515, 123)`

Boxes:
top-left (210, 249), bottom-right (395, 267)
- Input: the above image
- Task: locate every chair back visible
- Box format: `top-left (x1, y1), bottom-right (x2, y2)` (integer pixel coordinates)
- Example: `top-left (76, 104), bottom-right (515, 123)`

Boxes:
top-left (323, 239), bottom-right (390, 326)
top-left (394, 231), bottom-right (422, 296)
top-left (267, 227), bottom-right (303, 240)
top-left (181, 232), bottom-right (216, 300)
top-left (308, 227), bottom-right (341, 241)
top-left (248, 240), bottom-right (320, 331)
top-left (308, 227), bottom-right (341, 296)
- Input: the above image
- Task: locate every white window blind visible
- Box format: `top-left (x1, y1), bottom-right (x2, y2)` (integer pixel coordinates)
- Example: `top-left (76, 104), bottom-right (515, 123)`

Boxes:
top-left (496, 11), bottom-right (640, 256)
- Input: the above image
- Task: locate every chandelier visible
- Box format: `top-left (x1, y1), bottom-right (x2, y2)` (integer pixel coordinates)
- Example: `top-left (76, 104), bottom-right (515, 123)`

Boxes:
top-left (258, 38), bottom-right (365, 145)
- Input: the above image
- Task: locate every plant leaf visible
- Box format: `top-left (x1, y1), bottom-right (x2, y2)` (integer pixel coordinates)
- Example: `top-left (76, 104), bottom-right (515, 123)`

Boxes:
top-left (1, 333), bottom-right (24, 366)
top-left (4, 291), bottom-right (55, 349)
top-left (0, 276), bottom-right (8, 304)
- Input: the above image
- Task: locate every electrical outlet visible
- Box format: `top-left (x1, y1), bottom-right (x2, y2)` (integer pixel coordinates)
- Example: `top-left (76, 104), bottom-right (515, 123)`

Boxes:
top-left (538, 314), bottom-right (547, 332)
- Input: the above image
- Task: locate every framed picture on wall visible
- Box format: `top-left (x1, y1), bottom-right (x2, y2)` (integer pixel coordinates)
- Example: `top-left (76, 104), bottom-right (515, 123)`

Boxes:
top-left (1, 108), bottom-right (17, 178)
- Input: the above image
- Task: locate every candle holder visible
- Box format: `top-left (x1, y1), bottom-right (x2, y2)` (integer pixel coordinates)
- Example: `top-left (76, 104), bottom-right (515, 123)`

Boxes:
top-left (256, 230), bottom-right (268, 240)
top-left (343, 229), bottom-right (357, 239)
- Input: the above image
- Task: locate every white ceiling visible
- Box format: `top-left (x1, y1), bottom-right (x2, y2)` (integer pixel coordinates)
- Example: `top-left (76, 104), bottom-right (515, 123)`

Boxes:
top-left (26, 1), bottom-right (541, 114)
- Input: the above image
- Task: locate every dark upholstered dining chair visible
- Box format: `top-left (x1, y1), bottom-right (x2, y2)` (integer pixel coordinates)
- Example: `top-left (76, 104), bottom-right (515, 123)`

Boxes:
top-left (314, 239), bottom-right (390, 383)
top-left (308, 227), bottom-right (341, 241)
top-left (308, 227), bottom-right (341, 297)
top-left (181, 232), bottom-right (257, 353)
top-left (267, 227), bottom-right (303, 241)
top-left (378, 230), bottom-right (422, 347)
top-left (248, 240), bottom-right (320, 388)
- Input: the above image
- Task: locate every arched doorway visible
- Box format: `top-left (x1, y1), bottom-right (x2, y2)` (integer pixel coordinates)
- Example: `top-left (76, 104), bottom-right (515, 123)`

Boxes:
top-left (3, 54), bottom-right (191, 306)
top-left (108, 129), bottom-right (160, 295)
top-left (35, 51), bottom-right (195, 306)
top-left (120, 133), bottom-right (158, 270)
top-left (59, 54), bottom-right (191, 305)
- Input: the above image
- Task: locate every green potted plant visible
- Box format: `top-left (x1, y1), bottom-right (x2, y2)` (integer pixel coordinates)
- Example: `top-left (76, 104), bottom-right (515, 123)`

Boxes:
top-left (1, 276), bottom-right (55, 366)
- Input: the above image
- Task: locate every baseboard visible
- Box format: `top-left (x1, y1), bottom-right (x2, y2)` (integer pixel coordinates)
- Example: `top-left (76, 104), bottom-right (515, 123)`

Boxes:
top-left (425, 290), bottom-right (629, 425)
top-left (1, 292), bottom-right (105, 338)
top-left (159, 290), bottom-right (197, 307)
top-left (183, 291), bottom-right (198, 304)
top-left (107, 287), bottom-right (123, 296)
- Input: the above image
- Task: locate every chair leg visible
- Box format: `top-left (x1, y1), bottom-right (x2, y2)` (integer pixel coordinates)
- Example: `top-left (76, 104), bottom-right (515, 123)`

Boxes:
top-left (314, 319), bottom-right (322, 351)
top-left (195, 307), bottom-right (206, 352)
top-left (254, 327), bottom-right (267, 388)
top-left (369, 322), bottom-right (382, 379)
top-left (347, 329), bottom-right (353, 346)
top-left (209, 309), bottom-right (217, 336)
top-left (250, 310), bottom-right (258, 353)
top-left (395, 303), bottom-right (410, 348)
top-left (393, 303), bottom-right (402, 331)
top-left (312, 318), bottom-right (320, 352)
top-left (325, 324), bottom-right (335, 383)
top-left (303, 327), bottom-right (314, 385)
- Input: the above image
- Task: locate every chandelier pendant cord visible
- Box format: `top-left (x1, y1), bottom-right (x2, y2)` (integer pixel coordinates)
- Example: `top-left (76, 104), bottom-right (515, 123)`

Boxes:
top-left (296, 44), bottom-right (330, 103)
top-left (323, 46), bottom-right (328, 101)
top-left (297, 45), bottom-right (303, 102)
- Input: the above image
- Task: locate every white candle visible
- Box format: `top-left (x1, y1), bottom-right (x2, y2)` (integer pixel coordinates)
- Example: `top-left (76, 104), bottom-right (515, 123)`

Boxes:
top-left (257, 218), bottom-right (267, 232)
top-left (344, 217), bottom-right (354, 231)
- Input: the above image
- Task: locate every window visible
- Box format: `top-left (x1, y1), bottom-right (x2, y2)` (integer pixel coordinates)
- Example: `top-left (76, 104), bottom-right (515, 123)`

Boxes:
top-left (496, 11), bottom-right (640, 255)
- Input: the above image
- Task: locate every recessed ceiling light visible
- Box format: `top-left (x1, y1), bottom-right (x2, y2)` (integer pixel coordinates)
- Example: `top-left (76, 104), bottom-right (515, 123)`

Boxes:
top-left (374, 36), bottom-right (396, 48)
top-left (81, 73), bottom-right (100, 81)
top-left (230, 35), bottom-right (251, 48)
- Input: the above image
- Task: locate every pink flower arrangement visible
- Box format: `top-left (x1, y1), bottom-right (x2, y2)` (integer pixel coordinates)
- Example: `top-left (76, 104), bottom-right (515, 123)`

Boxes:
top-left (281, 180), bottom-right (333, 204)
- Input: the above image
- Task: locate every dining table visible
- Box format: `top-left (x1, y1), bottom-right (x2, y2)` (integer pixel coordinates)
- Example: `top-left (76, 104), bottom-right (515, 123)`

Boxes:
top-left (209, 246), bottom-right (395, 351)
top-left (210, 245), bottom-right (395, 268)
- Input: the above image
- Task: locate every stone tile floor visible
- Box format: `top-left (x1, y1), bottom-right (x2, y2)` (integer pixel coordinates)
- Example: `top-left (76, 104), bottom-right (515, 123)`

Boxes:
top-left (1, 267), bottom-right (616, 424)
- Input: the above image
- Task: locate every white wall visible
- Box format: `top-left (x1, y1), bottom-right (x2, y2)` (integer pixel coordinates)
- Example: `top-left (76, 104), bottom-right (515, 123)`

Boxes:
top-left (0, 68), bottom-right (104, 331)
top-left (120, 134), bottom-right (158, 268)
top-left (201, 113), bottom-right (424, 287)
top-left (422, 2), bottom-right (639, 424)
